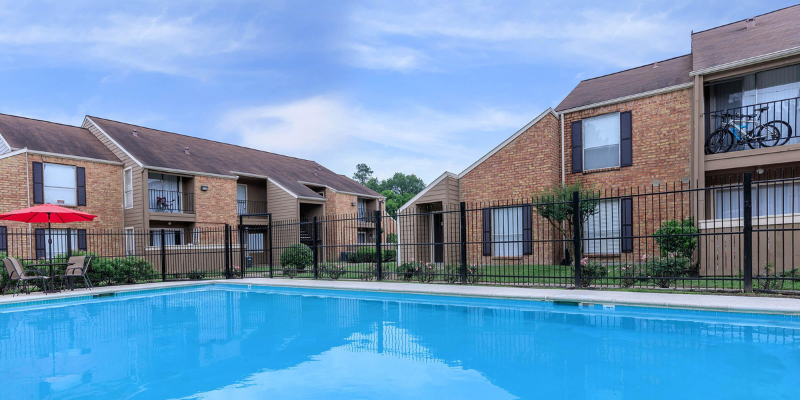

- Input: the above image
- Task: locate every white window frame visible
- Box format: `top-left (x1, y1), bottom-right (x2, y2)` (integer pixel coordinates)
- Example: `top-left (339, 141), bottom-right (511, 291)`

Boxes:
top-left (237, 184), bottom-right (248, 214)
top-left (248, 232), bottom-right (264, 251)
top-left (123, 167), bottom-right (133, 210)
top-left (43, 229), bottom-right (79, 258)
top-left (43, 162), bottom-right (77, 206)
top-left (125, 227), bottom-right (135, 255)
top-left (583, 199), bottom-right (621, 255)
top-left (714, 182), bottom-right (800, 220)
top-left (357, 231), bottom-right (367, 244)
top-left (150, 229), bottom-right (183, 247)
top-left (582, 112), bottom-right (621, 171)
top-left (491, 206), bottom-right (523, 257)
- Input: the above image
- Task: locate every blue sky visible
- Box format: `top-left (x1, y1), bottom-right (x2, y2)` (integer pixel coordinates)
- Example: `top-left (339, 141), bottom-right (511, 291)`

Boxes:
top-left (0, 0), bottom-right (795, 183)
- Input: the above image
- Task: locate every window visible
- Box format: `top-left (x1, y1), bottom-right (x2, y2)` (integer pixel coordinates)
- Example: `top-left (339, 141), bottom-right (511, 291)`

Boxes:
top-left (125, 228), bottom-right (135, 255)
top-left (584, 200), bottom-right (620, 254)
top-left (44, 163), bottom-right (77, 206)
top-left (123, 168), bottom-right (133, 209)
top-left (357, 198), bottom-right (367, 220)
top-left (237, 184), bottom-right (247, 214)
top-left (357, 231), bottom-right (367, 244)
top-left (149, 229), bottom-right (183, 246)
top-left (715, 183), bottom-right (800, 219)
top-left (0, 226), bottom-right (7, 253)
top-left (583, 113), bottom-right (620, 170)
top-left (41, 229), bottom-right (79, 258)
top-left (492, 207), bottom-right (523, 257)
top-left (248, 232), bottom-right (264, 251)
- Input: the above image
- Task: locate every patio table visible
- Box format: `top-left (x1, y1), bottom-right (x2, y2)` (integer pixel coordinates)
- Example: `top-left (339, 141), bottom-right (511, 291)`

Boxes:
top-left (28, 262), bottom-right (73, 293)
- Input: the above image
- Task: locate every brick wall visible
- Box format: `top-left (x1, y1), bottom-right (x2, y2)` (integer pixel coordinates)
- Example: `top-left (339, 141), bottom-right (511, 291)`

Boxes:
top-left (0, 152), bottom-right (30, 232)
top-left (458, 113), bottom-right (562, 265)
top-left (194, 175), bottom-right (238, 228)
top-left (563, 88), bottom-right (693, 259)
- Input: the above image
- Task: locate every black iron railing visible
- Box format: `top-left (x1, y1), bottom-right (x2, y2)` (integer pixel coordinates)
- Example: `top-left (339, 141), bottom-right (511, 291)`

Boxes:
top-left (704, 96), bottom-right (799, 154)
top-left (148, 190), bottom-right (194, 214)
top-left (238, 200), bottom-right (268, 215)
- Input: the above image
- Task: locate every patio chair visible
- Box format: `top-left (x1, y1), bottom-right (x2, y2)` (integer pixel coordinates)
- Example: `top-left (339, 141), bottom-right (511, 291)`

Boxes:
top-left (2, 257), bottom-right (49, 296)
top-left (59, 255), bottom-right (94, 291)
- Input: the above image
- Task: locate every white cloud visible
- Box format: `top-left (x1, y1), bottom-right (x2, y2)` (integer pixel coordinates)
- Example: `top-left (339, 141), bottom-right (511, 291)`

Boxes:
top-left (343, 2), bottom-right (699, 71)
top-left (342, 43), bottom-right (426, 71)
top-left (218, 95), bottom-right (533, 182)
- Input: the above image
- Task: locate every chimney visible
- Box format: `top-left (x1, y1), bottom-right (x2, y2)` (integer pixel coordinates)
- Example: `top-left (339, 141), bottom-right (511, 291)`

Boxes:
top-left (132, 129), bottom-right (138, 137)
top-left (746, 17), bottom-right (756, 29)
top-left (184, 146), bottom-right (190, 155)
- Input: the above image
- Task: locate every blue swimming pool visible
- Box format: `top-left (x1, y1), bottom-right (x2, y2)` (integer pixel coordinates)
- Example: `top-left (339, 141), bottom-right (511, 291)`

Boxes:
top-left (1, 284), bottom-right (798, 399)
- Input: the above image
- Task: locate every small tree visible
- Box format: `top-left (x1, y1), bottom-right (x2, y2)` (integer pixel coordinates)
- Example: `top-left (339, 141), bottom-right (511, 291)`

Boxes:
top-left (652, 217), bottom-right (698, 259)
top-left (532, 182), bottom-right (600, 244)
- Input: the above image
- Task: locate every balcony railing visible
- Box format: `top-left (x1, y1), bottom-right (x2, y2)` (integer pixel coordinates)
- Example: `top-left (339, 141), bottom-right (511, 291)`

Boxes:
top-left (149, 190), bottom-right (194, 214)
top-left (704, 97), bottom-right (799, 154)
top-left (238, 200), bottom-right (269, 215)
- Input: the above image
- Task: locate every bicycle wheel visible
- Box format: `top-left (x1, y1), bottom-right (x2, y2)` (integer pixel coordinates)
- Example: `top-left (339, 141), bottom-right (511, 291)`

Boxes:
top-left (756, 121), bottom-right (792, 147)
top-left (706, 128), bottom-right (735, 154)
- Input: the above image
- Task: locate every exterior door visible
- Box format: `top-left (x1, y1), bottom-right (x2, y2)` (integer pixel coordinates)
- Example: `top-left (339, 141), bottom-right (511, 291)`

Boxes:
top-left (432, 213), bottom-right (444, 263)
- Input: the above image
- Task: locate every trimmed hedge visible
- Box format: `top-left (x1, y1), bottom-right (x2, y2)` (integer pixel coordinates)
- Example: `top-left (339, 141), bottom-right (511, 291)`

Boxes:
top-left (280, 244), bottom-right (313, 271)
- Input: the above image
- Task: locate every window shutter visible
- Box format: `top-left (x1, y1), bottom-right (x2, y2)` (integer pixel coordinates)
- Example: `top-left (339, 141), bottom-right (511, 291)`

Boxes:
top-left (620, 111), bottom-right (632, 167)
top-left (0, 226), bottom-right (7, 253)
top-left (620, 197), bottom-right (633, 253)
top-left (571, 121), bottom-right (582, 173)
top-left (35, 229), bottom-right (46, 259)
top-left (482, 208), bottom-right (492, 256)
top-left (77, 167), bottom-right (87, 206)
top-left (522, 205), bottom-right (532, 255)
top-left (33, 162), bottom-right (44, 204)
top-left (78, 229), bottom-right (87, 251)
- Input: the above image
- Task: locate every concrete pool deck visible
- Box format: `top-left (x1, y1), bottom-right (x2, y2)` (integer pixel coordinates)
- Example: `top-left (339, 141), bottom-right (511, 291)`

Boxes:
top-left (2, 278), bottom-right (800, 315)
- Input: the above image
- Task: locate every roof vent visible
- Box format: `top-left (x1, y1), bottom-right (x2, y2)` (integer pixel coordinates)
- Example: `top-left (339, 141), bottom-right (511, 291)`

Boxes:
top-left (653, 62), bottom-right (659, 68)
top-left (746, 17), bottom-right (756, 29)
top-left (132, 129), bottom-right (138, 137)
top-left (184, 147), bottom-right (190, 155)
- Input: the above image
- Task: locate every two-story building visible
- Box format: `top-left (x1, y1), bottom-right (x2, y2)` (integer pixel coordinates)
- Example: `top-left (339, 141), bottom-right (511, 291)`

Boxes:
top-left (400, 5), bottom-right (800, 273)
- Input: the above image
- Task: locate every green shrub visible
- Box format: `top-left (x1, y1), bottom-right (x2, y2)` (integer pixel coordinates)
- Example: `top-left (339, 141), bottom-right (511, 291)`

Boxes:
top-left (579, 258), bottom-right (608, 288)
top-left (416, 262), bottom-right (435, 283)
top-left (282, 266), bottom-right (297, 278)
top-left (324, 264), bottom-right (346, 280)
top-left (653, 218), bottom-right (698, 259)
top-left (618, 264), bottom-right (647, 288)
top-left (381, 249), bottom-right (397, 262)
top-left (648, 254), bottom-right (690, 288)
top-left (280, 244), bottom-right (313, 271)
top-left (187, 270), bottom-right (206, 280)
top-left (387, 233), bottom-right (398, 243)
top-left (351, 247), bottom-right (376, 263)
top-left (397, 261), bottom-right (418, 281)
top-left (360, 265), bottom-right (387, 281)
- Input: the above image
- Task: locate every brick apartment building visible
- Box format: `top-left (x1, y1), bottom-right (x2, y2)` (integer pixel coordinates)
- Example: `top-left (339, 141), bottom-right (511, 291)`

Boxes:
top-left (0, 113), bottom-right (384, 264)
top-left (400, 5), bottom-right (800, 273)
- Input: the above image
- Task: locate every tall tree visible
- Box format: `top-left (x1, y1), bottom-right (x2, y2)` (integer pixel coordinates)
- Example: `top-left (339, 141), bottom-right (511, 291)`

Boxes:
top-left (352, 163), bottom-right (373, 185)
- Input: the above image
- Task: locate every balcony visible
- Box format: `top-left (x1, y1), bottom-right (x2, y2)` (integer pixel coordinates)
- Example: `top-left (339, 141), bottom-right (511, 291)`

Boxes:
top-left (238, 200), bottom-right (269, 215)
top-left (149, 190), bottom-right (195, 214)
top-left (704, 97), bottom-right (799, 155)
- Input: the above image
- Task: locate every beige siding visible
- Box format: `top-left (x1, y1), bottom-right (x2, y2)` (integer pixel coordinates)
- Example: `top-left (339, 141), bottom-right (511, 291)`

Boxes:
top-left (83, 119), bottom-right (146, 230)
top-left (267, 180), bottom-right (298, 221)
top-left (413, 176), bottom-right (460, 208)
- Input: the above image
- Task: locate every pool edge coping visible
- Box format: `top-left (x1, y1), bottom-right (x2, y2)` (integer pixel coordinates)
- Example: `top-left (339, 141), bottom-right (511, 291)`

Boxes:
top-left (2, 279), bottom-right (800, 316)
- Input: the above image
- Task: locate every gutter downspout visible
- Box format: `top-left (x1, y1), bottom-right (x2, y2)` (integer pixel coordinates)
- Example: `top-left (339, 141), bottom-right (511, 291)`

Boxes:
top-left (560, 113), bottom-right (565, 185)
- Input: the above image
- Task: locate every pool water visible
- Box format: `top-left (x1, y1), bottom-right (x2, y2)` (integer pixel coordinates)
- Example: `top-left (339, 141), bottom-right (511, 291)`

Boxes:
top-left (1, 285), bottom-right (798, 399)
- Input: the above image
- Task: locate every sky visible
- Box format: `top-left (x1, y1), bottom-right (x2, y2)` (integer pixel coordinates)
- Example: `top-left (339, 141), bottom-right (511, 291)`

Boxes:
top-left (0, 0), bottom-right (796, 183)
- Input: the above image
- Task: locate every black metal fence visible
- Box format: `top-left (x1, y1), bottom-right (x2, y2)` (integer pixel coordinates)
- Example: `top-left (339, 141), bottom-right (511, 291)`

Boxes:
top-left (3, 174), bottom-right (800, 294)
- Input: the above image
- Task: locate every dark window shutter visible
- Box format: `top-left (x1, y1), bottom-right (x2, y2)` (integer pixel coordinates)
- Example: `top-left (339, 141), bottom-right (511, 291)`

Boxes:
top-left (482, 208), bottom-right (492, 256)
top-left (149, 231), bottom-right (156, 247)
top-left (522, 205), bottom-right (532, 255)
top-left (620, 111), bottom-right (632, 167)
top-left (175, 230), bottom-right (182, 245)
top-left (77, 229), bottom-right (87, 251)
top-left (571, 121), bottom-right (582, 173)
top-left (620, 197), bottom-right (633, 253)
top-left (33, 162), bottom-right (44, 204)
top-left (35, 229), bottom-right (46, 259)
top-left (77, 167), bottom-right (87, 206)
top-left (0, 226), bottom-right (7, 253)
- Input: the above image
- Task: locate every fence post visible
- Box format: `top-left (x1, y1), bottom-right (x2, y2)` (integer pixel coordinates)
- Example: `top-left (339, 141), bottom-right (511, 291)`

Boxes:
top-left (239, 226), bottom-right (246, 279)
top-left (268, 214), bottom-right (274, 279)
top-left (224, 224), bottom-right (231, 279)
top-left (312, 216), bottom-right (319, 279)
top-left (375, 210), bottom-right (383, 281)
top-left (160, 228), bottom-right (166, 282)
top-left (460, 202), bottom-right (468, 284)
top-left (572, 191), bottom-right (582, 289)
top-left (742, 172), bottom-right (753, 293)
top-left (66, 228), bottom-right (72, 257)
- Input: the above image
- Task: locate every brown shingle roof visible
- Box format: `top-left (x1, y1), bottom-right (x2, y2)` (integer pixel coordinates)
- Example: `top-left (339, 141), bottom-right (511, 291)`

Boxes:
top-left (555, 54), bottom-right (693, 112)
top-left (87, 116), bottom-right (381, 199)
top-left (0, 114), bottom-right (119, 162)
top-left (691, 5), bottom-right (800, 72)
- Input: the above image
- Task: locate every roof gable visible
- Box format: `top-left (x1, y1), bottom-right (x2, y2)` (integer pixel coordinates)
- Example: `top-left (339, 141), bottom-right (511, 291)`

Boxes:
top-left (0, 114), bottom-right (119, 162)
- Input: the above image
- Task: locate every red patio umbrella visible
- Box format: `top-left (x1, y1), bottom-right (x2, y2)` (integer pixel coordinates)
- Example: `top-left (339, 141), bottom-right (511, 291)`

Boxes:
top-left (0, 204), bottom-right (98, 291)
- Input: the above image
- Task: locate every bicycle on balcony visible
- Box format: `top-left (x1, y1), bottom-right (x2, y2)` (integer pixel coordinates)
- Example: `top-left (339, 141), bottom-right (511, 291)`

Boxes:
top-left (706, 106), bottom-right (792, 154)
top-left (155, 196), bottom-right (175, 213)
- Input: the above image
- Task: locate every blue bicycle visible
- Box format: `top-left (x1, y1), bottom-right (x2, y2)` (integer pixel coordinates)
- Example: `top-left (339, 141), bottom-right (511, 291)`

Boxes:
top-left (706, 106), bottom-right (792, 154)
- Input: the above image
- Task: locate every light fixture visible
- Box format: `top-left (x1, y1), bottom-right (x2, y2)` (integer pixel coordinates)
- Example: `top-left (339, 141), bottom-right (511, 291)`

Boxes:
top-left (351, 202), bottom-right (356, 206)
top-left (756, 167), bottom-right (764, 175)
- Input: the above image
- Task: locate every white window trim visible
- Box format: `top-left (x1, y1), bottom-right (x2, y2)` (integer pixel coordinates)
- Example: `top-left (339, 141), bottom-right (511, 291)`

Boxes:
top-left (491, 206), bottom-right (524, 258)
top-left (125, 227), bottom-right (135, 255)
top-left (582, 112), bottom-right (621, 172)
top-left (583, 199), bottom-right (621, 255)
top-left (123, 167), bottom-right (133, 210)
top-left (43, 162), bottom-right (77, 206)
top-left (237, 184), bottom-right (248, 202)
